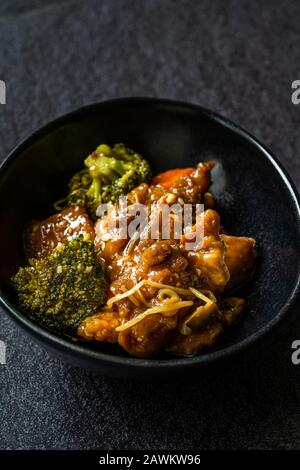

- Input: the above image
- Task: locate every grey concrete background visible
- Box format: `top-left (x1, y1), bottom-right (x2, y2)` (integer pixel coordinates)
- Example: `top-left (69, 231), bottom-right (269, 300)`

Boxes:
top-left (0, 0), bottom-right (300, 450)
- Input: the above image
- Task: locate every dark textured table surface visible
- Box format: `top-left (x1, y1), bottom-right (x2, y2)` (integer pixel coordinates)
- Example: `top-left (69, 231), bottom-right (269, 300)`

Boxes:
top-left (1, 0), bottom-right (300, 450)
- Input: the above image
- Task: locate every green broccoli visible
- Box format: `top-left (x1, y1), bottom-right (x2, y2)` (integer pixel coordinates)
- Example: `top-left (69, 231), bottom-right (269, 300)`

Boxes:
top-left (54, 143), bottom-right (152, 216)
top-left (12, 236), bottom-right (107, 335)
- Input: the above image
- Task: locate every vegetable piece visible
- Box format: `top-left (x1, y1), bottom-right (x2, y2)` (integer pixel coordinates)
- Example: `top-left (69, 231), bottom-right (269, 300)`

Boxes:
top-left (56, 143), bottom-right (152, 217)
top-left (180, 287), bottom-right (219, 335)
top-left (180, 302), bottom-right (219, 335)
top-left (152, 167), bottom-right (194, 189)
top-left (12, 236), bottom-right (107, 335)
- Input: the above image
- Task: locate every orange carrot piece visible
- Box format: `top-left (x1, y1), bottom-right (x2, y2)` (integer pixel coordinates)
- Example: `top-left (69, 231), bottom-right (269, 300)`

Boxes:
top-left (152, 167), bottom-right (195, 189)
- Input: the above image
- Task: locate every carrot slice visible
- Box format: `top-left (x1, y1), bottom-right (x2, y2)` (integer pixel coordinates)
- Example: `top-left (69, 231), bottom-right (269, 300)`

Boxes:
top-left (152, 167), bottom-right (195, 189)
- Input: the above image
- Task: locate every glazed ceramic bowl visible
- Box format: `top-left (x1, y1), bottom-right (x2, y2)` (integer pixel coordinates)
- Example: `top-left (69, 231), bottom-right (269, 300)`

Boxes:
top-left (0, 98), bottom-right (299, 376)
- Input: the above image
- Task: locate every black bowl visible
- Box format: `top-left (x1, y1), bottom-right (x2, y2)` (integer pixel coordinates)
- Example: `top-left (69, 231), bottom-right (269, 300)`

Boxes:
top-left (1, 97), bottom-right (300, 377)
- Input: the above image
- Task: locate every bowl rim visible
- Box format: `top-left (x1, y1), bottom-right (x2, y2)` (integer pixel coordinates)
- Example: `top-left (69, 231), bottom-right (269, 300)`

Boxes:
top-left (1, 96), bottom-right (300, 371)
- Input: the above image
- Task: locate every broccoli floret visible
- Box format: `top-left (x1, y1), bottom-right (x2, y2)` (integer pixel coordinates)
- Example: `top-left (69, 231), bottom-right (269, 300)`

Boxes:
top-left (12, 236), bottom-right (107, 335)
top-left (55, 143), bottom-right (152, 217)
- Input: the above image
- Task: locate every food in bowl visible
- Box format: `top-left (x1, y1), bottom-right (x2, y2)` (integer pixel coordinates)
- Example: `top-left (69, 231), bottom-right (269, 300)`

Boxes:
top-left (12, 143), bottom-right (256, 357)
